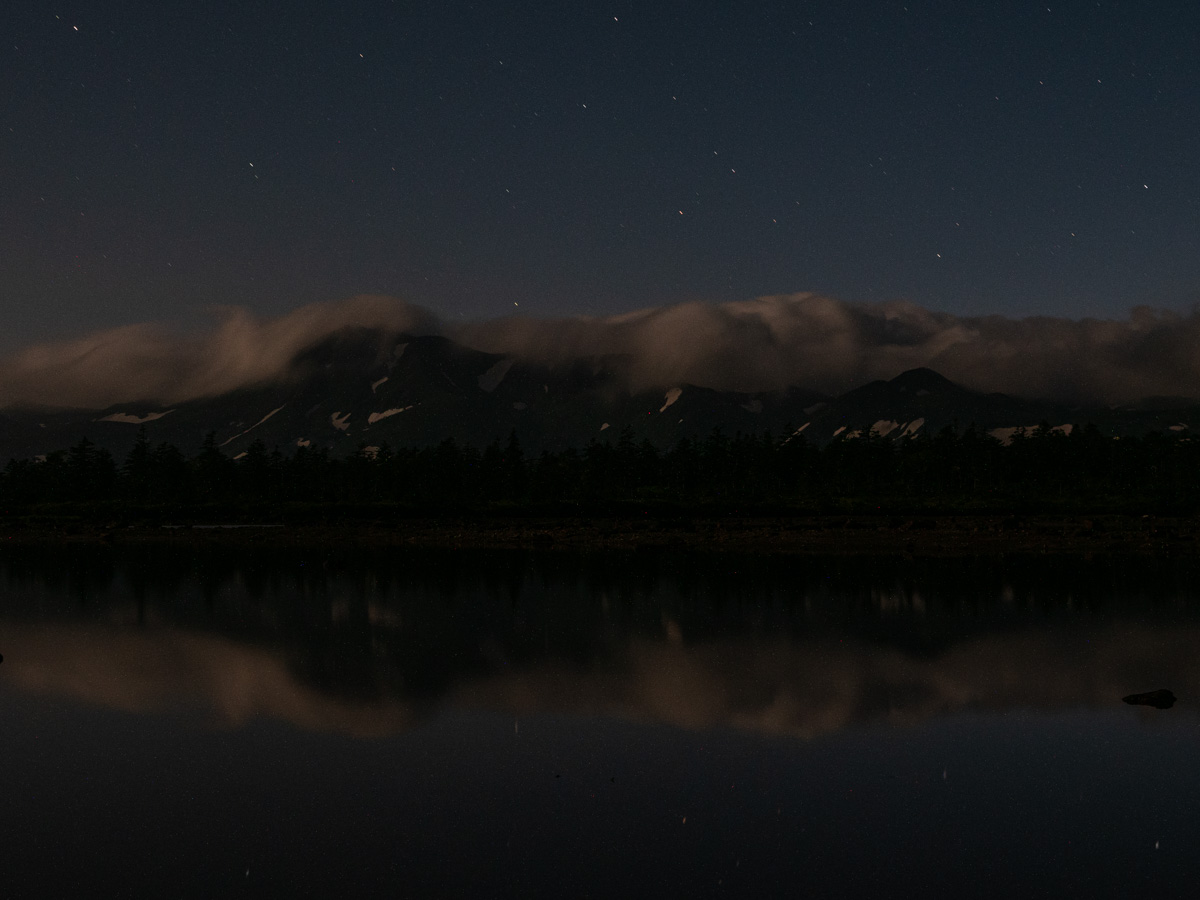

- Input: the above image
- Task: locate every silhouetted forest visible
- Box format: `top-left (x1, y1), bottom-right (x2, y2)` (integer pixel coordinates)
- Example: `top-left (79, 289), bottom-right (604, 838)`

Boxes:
top-left (3, 422), bottom-right (1200, 516)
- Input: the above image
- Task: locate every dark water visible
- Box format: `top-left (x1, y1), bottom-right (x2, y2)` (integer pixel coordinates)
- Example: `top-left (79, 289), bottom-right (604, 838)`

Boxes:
top-left (2, 546), bottom-right (1200, 898)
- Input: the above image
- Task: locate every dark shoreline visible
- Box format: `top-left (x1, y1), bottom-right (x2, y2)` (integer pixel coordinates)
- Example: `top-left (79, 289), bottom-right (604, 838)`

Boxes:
top-left (3, 513), bottom-right (1199, 556)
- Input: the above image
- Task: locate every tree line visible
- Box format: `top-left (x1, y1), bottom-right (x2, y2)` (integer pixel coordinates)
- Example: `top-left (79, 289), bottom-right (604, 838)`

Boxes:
top-left (3, 422), bottom-right (1200, 515)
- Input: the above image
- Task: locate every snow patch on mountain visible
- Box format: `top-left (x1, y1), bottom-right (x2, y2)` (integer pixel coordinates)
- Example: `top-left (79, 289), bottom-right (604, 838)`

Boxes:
top-left (371, 376), bottom-right (389, 393)
top-left (220, 405), bottom-right (285, 446)
top-left (989, 426), bottom-right (1037, 445)
top-left (478, 358), bottom-right (514, 393)
top-left (367, 406), bottom-right (413, 424)
top-left (600, 423), bottom-right (610, 431)
top-left (97, 409), bottom-right (175, 425)
top-left (902, 418), bottom-right (925, 436)
top-left (659, 387), bottom-right (683, 413)
top-left (331, 411), bottom-right (351, 431)
top-left (253, 406), bottom-right (284, 428)
top-left (1170, 423), bottom-right (1189, 432)
top-left (296, 438), bottom-right (311, 448)
top-left (832, 426), bottom-right (847, 437)
top-left (871, 420), bottom-right (901, 437)
top-left (782, 422), bottom-right (810, 445)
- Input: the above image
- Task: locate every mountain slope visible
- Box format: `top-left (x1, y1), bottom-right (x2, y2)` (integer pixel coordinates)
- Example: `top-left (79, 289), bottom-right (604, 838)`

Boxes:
top-left (2, 331), bottom-right (1199, 462)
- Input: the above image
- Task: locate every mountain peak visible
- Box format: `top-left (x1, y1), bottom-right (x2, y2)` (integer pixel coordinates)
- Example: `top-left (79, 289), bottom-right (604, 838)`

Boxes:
top-left (888, 368), bottom-right (960, 392)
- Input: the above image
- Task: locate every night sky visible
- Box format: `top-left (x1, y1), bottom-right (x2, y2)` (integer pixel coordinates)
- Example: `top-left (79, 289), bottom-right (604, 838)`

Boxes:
top-left (3, 0), bottom-right (1199, 350)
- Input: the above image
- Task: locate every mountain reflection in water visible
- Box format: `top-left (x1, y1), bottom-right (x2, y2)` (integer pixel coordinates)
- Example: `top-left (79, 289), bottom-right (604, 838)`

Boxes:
top-left (5, 546), bottom-right (1200, 897)
top-left (2, 546), bottom-right (1198, 736)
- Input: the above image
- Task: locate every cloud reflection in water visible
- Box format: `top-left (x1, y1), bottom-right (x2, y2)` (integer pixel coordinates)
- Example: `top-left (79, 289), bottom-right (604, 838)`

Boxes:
top-left (1, 618), bottom-right (1192, 739)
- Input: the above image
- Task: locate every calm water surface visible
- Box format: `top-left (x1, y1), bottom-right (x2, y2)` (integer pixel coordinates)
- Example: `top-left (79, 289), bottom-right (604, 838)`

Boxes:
top-left (1, 546), bottom-right (1199, 897)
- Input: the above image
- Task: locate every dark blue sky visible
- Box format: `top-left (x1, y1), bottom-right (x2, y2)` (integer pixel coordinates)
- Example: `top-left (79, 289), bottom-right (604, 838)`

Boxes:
top-left (3, 0), bottom-right (1198, 347)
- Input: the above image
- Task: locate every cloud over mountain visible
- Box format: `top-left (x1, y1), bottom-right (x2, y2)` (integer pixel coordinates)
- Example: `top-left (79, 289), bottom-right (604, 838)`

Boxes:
top-left (2, 292), bottom-right (1199, 408)
top-left (0, 295), bottom-right (436, 409)
top-left (459, 295), bottom-right (1200, 403)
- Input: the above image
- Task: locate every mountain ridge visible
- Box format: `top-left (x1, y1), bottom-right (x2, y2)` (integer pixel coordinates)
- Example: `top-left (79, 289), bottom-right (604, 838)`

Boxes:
top-left (2, 329), bottom-right (1199, 462)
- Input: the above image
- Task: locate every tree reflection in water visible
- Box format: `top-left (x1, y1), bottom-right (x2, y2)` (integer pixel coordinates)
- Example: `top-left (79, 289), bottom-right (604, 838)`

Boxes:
top-left (1, 546), bottom-right (1198, 897)
top-left (0, 546), bottom-right (1197, 735)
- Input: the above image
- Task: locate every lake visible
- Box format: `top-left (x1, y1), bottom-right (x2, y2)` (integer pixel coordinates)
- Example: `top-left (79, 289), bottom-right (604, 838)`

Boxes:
top-left (0, 545), bottom-right (1198, 897)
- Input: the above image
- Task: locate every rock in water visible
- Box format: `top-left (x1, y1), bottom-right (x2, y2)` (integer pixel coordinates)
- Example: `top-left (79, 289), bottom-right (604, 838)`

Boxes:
top-left (1122, 689), bottom-right (1176, 709)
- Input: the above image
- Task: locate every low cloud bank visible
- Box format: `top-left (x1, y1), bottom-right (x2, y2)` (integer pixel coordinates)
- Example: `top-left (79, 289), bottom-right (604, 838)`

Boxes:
top-left (0, 295), bottom-right (436, 409)
top-left (2, 292), bottom-right (1199, 408)
top-left (460, 295), bottom-right (1200, 403)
